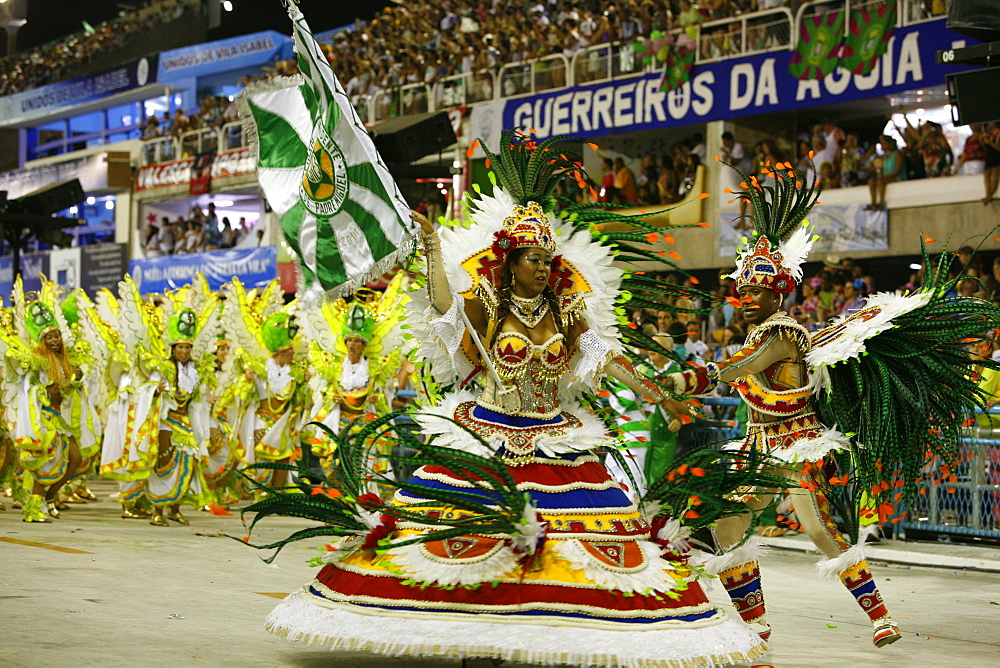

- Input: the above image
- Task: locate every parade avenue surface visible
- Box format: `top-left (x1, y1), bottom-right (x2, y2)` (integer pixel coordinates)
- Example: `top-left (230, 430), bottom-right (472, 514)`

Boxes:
top-left (1, 480), bottom-right (998, 667)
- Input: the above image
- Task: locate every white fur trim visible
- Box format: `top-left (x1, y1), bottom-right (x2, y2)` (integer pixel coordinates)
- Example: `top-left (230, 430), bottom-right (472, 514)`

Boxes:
top-left (411, 390), bottom-right (494, 457)
top-left (806, 291), bottom-right (933, 391)
top-left (700, 537), bottom-right (767, 575)
top-left (551, 539), bottom-right (682, 595)
top-left (386, 540), bottom-right (520, 587)
top-left (815, 541), bottom-right (867, 579)
top-left (770, 426), bottom-right (851, 463)
top-left (266, 591), bottom-right (768, 667)
top-left (413, 392), bottom-right (613, 458)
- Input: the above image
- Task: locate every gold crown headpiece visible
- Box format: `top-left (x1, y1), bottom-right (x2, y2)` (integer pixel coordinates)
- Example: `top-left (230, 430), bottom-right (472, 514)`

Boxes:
top-left (491, 202), bottom-right (557, 259)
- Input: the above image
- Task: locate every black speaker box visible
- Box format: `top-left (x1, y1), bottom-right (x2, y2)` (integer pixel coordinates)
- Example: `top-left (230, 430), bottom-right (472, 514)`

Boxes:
top-left (15, 179), bottom-right (85, 215)
top-left (947, 67), bottom-right (1000, 125)
top-left (948, 0), bottom-right (1000, 42)
top-left (370, 111), bottom-right (457, 164)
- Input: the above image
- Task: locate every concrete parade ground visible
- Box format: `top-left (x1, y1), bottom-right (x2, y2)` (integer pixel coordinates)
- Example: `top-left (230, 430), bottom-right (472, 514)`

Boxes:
top-left (2, 478), bottom-right (999, 668)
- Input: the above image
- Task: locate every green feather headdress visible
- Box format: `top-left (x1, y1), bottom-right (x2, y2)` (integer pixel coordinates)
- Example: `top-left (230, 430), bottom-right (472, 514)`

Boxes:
top-left (721, 156), bottom-right (821, 293)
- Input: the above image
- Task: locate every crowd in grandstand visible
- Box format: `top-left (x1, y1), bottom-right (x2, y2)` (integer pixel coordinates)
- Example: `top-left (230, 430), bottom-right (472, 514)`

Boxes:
top-left (0, 0), bottom-right (190, 96)
top-left (143, 203), bottom-right (256, 256)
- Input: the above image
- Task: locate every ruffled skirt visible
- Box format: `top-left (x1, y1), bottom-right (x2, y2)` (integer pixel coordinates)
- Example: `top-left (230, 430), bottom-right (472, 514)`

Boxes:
top-left (267, 445), bottom-right (766, 666)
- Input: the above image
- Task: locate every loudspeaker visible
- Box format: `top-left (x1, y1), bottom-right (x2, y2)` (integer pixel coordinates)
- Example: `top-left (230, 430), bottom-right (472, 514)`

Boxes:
top-left (947, 67), bottom-right (1000, 125)
top-left (947, 0), bottom-right (1000, 41)
top-left (14, 179), bottom-right (85, 215)
top-left (371, 111), bottom-right (457, 164)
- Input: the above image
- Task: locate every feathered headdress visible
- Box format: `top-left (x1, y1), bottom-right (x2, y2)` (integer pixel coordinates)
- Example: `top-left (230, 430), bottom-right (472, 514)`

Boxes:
top-left (262, 312), bottom-right (298, 353)
top-left (723, 157), bottom-right (820, 294)
top-left (167, 308), bottom-right (198, 346)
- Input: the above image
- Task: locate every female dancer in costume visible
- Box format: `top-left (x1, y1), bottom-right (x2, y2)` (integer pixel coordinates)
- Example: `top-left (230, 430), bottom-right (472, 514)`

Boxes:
top-left (258, 133), bottom-right (777, 667)
top-left (301, 273), bottom-right (406, 479)
top-left (224, 279), bottom-right (305, 492)
top-left (7, 279), bottom-right (98, 522)
top-left (148, 294), bottom-right (218, 526)
top-left (204, 332), bottom-right (237, 507)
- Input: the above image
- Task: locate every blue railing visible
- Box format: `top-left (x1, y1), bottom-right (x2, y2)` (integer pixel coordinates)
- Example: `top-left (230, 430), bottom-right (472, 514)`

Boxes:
top-left (897, 406), bottom-right (1000, 541)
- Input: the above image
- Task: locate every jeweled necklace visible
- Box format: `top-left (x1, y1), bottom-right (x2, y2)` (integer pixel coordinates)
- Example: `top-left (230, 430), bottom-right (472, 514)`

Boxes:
top-left (510, 293), bottom-right (549, 328)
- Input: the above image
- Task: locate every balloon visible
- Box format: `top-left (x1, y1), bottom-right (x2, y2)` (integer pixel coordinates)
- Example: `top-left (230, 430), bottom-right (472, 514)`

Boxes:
top-left (650, 30), bottom-right (663, 41)
top-left (657, 45), bottom-right (669, 62)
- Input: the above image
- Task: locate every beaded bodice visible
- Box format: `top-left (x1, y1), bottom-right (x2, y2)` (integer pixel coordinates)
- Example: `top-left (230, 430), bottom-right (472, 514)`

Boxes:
top-left (477, 331), bottom-right (570, 418)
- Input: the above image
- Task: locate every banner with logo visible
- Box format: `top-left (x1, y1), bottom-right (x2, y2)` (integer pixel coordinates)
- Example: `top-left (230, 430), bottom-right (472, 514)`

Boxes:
top-left (841, 0), bottom-right (898, 75)
top-left (157, 31), bottom-right (292, 82)
top-left (500, 19), bottom-right (970, 141)
top-left (129, 246), bottom-right (277, 294)
top-left (0, 56), bottom-right (158, 127)
top-left (718, 205), bottom-right (888, 258)
top-left (135, 147), bottom-right (254, 190)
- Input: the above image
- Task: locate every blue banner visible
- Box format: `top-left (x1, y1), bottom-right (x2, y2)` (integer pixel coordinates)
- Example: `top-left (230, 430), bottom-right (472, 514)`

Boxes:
top-left (0, 252), bottom-right (50, 300)
top-left (503, 19), bottom-right (972, 139)
top-left (157, 31), bottom-right (293, 82)
top-left (0, 56), bottom-right (157, 127)
top-left (129, 246), bottom-right (278, 294)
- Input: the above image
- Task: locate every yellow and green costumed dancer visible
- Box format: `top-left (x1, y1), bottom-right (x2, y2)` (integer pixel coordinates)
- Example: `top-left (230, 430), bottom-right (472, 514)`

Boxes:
top-left (224, 278), bottom-right (306, 491)
top-left (301, 272), bottom-right (407, 479)
top-left (147, 284), bottom-right (219, 526)
top-left (7, 277), bottom-right (99, 522)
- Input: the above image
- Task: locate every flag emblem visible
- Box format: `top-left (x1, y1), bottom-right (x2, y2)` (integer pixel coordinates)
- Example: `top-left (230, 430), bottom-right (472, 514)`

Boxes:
top-left (301, 122), bottom-right (349, 217)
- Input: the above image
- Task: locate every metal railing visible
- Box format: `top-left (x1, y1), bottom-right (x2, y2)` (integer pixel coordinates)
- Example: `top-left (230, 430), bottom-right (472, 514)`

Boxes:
top-left (371, 82), bottom-right (431, 123)
top-left (140, 121), bottom-right (247, 166)
top-left (898, 406), bottom-right (1000, 541)
top-left (498, 54), bottom-right (571, 99)
top-left (696, 8), bottom-right (795, 63)
top-left (434, 70), bottom-right (497, 108)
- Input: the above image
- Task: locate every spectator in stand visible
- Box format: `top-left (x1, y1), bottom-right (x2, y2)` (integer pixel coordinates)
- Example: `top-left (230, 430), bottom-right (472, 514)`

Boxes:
top-left (688, 133), bottom-right (706, 164)
top-left (158, 218), bottom-right (179, 256)
top-left (839, 278), bottom-right (867, 316)
top-left (204, 203), bottom-right (220, 250)
top-left (839, 132), bottom-right (866, 187)
top-left (599, 158), bottom-right (617, 203)
top-left (815, 118), bottom-right (844, 169)
top-left (795, 138), bottom-right (817, 187)
top-left (614, 157), bottom-right (639, 205)
top-left (657, 155), bottom-right (680, 204)
top-left (720, 131), bottom-right (751, 173)
top-left (918, 121), bottom-right (954, 178)
top-left (684, 321), bottom-right (709, 362)
top-left (866, 134), bottom-right (906, 210)
top-left (955, 124), bottom-right (986, 176)
top-left (982, 122), bottom-right (1000, 205)
top-left (172, 108), bottom-right (191, 138)
top-left (819, 161), bottom-right (839, 189)
top-left (142, 113), bottom-right (160, 139)
top-left (220, 218), bottom-right (238, 249)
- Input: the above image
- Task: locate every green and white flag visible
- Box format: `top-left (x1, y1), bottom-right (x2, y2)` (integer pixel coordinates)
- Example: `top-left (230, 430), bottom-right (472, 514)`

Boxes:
top-left (240, 4), bottom-right (415, 300)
